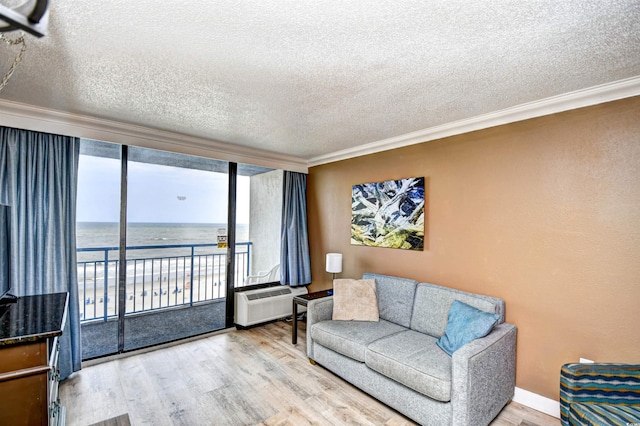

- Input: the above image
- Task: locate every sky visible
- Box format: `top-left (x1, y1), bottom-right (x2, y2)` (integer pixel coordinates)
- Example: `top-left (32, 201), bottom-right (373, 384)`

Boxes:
top-left (76, 155), bottom-right (250, 224)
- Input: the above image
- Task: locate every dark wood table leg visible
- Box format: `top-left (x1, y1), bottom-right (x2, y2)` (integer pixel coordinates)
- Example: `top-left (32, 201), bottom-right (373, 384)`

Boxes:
top-left (292, 299), bottom-right (298, 344)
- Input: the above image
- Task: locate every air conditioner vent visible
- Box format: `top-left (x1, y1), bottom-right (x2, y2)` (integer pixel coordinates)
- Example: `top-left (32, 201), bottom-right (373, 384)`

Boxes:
top-left (246, 288), bottom-right (292, 300)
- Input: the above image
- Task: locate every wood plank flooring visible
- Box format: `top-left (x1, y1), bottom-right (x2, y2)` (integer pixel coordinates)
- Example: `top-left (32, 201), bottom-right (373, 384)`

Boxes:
top-left (88, 414), bottom-right (132, 426)
top-left (60, 321), bottom-right (560, 426)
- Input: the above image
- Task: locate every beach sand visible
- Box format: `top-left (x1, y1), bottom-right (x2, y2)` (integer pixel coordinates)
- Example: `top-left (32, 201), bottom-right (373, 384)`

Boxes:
top-left (78, 266), bottom-right (248, 321)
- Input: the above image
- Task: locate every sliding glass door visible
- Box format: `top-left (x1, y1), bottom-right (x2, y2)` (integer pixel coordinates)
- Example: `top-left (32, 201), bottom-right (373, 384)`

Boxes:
top-left (76, 141), bottom-right (122, 357)
top-left (76, 140), bottom-right (279, 358)
top-left (123, 146), bottom-right (231, 351)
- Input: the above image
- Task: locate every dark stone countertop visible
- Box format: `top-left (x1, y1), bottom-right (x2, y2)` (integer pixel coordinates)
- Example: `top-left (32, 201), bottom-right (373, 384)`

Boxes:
top-left (0, 292), bottom-right (68, 346)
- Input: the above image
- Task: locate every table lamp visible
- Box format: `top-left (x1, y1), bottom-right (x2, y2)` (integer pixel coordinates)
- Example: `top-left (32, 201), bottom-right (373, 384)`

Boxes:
top-left (325, 253), bottom-right (343, 280)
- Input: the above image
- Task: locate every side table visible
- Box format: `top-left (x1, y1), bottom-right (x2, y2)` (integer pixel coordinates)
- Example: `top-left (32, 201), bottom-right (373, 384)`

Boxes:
top-left (292, 289), bottom-right (333, 344)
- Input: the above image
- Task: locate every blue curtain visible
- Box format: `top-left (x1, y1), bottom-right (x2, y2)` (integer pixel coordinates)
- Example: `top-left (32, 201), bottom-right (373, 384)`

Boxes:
top-left (0, 127), bottom-right (82, 380)
top-left (280, 171), bottom-right (311, 286)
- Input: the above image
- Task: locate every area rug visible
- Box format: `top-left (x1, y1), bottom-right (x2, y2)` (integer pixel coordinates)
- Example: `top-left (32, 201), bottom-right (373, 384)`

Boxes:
top-left (89, 413), bottom-right (131, 426)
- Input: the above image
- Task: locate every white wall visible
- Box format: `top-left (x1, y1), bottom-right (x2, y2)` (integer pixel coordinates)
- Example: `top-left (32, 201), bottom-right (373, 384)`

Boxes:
top-left (248, 170), bottom-right (283, 277)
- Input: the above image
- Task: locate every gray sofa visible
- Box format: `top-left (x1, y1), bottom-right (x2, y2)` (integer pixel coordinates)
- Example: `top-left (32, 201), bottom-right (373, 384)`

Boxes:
top-left (306, 273), bottom-right (517, 426)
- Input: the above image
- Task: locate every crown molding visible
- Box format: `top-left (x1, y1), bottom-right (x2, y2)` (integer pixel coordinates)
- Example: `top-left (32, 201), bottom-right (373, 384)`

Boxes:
top-left (2, 76), bottom-right (639, 172)
top-left (0, 100), bottom-right (309, 173)
top-left (308, 76), bottom-right (640, 167)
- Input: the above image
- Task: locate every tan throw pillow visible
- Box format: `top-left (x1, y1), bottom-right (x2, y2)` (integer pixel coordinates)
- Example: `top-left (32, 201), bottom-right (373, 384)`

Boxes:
top-left (332, 278), bottom-right (379, 321)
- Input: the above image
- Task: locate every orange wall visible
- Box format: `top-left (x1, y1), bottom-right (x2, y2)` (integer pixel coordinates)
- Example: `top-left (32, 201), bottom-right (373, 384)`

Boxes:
top-left (307, 96), bottom-right (640, 400)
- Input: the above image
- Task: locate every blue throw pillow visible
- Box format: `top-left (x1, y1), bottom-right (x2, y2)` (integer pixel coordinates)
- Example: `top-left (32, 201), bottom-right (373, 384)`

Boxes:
top-left (436, 300), bottom-right (501, 356)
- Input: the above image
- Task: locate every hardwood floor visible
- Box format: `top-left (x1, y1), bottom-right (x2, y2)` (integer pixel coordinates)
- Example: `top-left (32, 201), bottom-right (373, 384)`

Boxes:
top-left (60, 321), bottom-right (560, 425)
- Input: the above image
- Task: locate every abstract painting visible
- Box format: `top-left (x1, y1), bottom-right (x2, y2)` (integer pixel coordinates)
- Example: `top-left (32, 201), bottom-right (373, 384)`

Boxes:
top-left (351, 177), bottom-right (425, 250)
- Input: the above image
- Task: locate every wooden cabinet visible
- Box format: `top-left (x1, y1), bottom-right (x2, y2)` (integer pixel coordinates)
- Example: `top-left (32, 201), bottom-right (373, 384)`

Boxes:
top-left (0, 293), bottom-right (68, 425)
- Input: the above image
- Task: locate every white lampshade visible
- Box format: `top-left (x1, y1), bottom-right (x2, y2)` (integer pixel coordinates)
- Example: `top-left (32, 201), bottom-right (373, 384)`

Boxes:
top-left (325, 253), bottom-right (343, 274)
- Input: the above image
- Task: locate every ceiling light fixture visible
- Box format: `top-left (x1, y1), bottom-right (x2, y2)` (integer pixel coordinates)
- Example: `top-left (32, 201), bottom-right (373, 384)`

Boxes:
top-left (0, 0), bottom-right (48, 92)
top-left (0, 0), bottom-right (49, 37)
top-left (0, 31), bottom-right (26, 92)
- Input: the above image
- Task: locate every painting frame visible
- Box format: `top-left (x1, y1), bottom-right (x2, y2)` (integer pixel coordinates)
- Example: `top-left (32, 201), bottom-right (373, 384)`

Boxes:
top-left (351, 176), bottom-right (425, 251)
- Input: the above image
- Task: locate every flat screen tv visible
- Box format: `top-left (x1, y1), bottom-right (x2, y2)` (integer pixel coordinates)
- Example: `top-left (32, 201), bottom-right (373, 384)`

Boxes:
top-left (0, 204), bottom-right (15, 303)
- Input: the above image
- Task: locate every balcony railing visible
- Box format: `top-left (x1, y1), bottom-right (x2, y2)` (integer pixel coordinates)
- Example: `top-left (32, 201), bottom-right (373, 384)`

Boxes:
top-left (77, 242), bottom-right (252, 322)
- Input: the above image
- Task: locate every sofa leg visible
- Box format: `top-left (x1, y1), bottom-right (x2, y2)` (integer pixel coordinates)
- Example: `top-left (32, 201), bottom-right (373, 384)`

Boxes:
top-left (309, 358), bottom-right (317, 365)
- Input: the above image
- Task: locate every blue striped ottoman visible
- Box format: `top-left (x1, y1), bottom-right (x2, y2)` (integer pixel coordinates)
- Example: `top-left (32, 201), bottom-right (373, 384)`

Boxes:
top-left (560, 363), bottom-right (640, 426)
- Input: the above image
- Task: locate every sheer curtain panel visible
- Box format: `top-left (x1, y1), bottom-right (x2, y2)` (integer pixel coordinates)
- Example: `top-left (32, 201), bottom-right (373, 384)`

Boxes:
top-left (0, 126), bottom-right (82, 380)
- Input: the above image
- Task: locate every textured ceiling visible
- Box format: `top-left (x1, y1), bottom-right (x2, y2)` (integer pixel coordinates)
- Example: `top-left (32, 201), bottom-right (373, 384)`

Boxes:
top-left (1, 0), bottom-right (639, 162)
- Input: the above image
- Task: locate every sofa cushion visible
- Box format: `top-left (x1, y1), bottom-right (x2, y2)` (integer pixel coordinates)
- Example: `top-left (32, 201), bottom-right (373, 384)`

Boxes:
top-left (436, 300), bottom-right (501, 355)
top-left (569, 402), bottom-right (640, 425)
top-left (310, 319), bottom-right (406, 362)
top-left (362, 273), bottom-right (418, 328)
top-left (332, 278), bottom-right (379, 321)
top-left (366, 330), bottom-right (452, 402)
top-left (410, 283), bottom-right (504, 337)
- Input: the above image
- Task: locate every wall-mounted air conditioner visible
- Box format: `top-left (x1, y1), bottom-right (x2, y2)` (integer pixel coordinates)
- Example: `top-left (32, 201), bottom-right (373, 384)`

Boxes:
top-left (235, 285), bottom-right (307, 327)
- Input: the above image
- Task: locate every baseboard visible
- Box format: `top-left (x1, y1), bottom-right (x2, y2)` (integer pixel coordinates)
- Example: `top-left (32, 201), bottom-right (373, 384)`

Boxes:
top-left (513, 387), bottom-right (560, 419)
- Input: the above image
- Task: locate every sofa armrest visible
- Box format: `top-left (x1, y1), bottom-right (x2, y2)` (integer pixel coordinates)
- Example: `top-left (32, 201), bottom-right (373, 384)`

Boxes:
top-left (560, 363), bottom-right (640, 426)
top-left (451, 322), bottom-right (517, 426)
top-left (305, 296), bottom-right (334, 360)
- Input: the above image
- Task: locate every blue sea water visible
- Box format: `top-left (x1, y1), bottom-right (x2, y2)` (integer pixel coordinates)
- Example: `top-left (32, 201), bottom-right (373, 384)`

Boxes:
top-left (76, 222), bottom-right (249, 261)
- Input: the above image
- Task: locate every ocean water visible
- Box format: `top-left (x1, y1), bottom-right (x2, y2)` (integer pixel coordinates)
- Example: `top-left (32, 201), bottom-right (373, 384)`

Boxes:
top-left (76, 222), bottom-right (249, 261)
